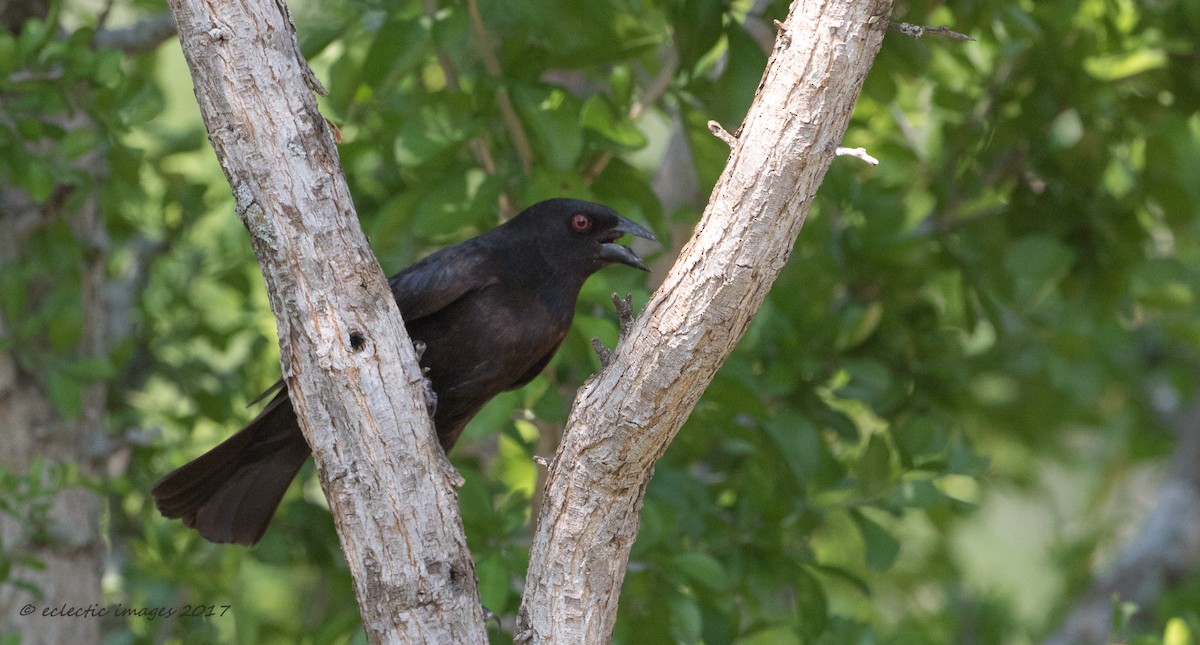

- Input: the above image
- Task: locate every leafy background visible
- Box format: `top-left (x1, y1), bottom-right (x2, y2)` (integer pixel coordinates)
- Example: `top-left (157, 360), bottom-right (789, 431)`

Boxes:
top-left (3, 0), bottom-right (1200, 642)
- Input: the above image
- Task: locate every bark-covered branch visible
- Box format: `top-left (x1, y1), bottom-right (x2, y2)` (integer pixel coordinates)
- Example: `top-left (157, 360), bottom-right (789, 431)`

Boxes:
top-left (515, 0), bottom-right (894, 641)
top-left (163, 0), bottom-right (485, 642)
top-left (94, 12), bottom-right (176, 54)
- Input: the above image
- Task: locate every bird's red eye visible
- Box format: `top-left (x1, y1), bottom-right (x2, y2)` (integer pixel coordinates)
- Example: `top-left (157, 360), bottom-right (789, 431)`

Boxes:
top-left (570, 214), bottom-right (592, 232)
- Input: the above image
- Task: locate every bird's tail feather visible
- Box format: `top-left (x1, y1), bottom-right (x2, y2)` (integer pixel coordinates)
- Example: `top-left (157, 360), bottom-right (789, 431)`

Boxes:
top-left (151, 393), bottom-right (309, 546)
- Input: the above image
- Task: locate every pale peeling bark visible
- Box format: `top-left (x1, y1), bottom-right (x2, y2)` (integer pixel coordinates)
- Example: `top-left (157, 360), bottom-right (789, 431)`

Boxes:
top-left (516, 0), bottom-right (893, 641)
top-left (165, 1), bottom-right (485, 642)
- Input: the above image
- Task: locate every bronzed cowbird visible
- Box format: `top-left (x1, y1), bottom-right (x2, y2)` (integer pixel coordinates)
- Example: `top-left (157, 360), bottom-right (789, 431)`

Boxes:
top-left (152, 198), bottom-right (656, 545)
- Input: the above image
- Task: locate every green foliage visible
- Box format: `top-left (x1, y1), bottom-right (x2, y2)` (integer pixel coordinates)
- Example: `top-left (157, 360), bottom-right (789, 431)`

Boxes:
top-left (0, 460), bottom-right (78, 596)
top-left (0, 14), bottom-right (143, 419)
top-left (6, 0), bottom-right (1200, 642)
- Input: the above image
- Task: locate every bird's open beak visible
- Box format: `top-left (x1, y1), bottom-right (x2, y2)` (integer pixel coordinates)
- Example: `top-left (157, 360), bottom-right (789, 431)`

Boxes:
top-left (600, 216), bottom-right (658, 271)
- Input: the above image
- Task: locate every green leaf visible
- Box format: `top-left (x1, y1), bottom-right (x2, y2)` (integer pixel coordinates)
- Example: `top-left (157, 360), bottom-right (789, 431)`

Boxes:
top-left (581, 95), bottom-right (646, 150)
top-left (609, 65), bottom-right (633, 108)
top-left (17, 18), bottom-right (53, 61)
top-left (670, 0), bottom-right (725, 69)
top-left (1164, 617), bottom-right (1192, 645)
top-left (763, 415), bottom-right (821, 488)
top-left (16, 118), bottom-right (42, 140)
top-left (511, 83), bottom-right (584, 171)
top-left (669, 552), bottom-right (729, 592)
top-left (947, 436), bottom-right (990, 477)
top-left (893, 478), bottom-right (942, 509)
top-left (851, 510), bottom-right (900, 572)
top-left (475, 553), bottom-right (510, 614)
top-left (895, 417), bottom-right (949, 465)
top-left (361, 14), bottom-right (430, 88)
top-left (0, 264), bottom-right (27, 319)
top-left (857, 434), bottom-right (893, 496)
top-left (1130, 259), bottom-right (1194, 310)
top-left (667, 593), bottom-right (703, 644)
top-left (46, 369), bottom-right (83, 420)
top-left (1003, 235), bottom-right (1074, 312)
top-left (735, 626), bottom-right (802, 645)
top-left (1083, 48), bottom-right (1167, 81)
top-left (794, 566), bottom-right (829, 638)
top-left (22, 161), bottom-right (55, 202)
top-left (92, 49), bottom-right (124, 88)
top-left (62, 357), bottom-right (115, 381)
top-left (46, 306), bottom-right (84, 353)
top-left (520, 167), bottom-right (588, 205)
top-left (833, 300), bottom-right (883, 351)
top-left (411, 169), bottom-right (501, 239)
top-left (59, 126), bottom-right (98, 160)
top-left (835, 358), bottom-right (897, 413)
top-left (393, 95), bottom-right (478, 167)
top-left (0, 34), bottom-right (15, 74)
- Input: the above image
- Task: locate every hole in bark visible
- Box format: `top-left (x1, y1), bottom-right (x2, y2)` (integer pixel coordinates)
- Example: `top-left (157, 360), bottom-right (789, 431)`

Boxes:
top-left (349, 330), bottom-right (366, 351)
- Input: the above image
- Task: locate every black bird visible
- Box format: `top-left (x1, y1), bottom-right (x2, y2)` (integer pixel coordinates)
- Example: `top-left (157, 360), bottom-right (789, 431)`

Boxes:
top-left (152, 198), bottom-right (656, 546)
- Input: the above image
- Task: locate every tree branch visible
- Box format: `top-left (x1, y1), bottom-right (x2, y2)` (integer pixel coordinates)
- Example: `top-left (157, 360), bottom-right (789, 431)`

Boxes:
top-left (887, 21), bottom-right (973, 41)
top-left (1044, 399), bottom-right (1200, 645)
top-left (93, 11), bottom-right (177, 53)
top-left (163, 0), bottom-right (485, 642)
top-left (515, 0), bottom-right (894, 641)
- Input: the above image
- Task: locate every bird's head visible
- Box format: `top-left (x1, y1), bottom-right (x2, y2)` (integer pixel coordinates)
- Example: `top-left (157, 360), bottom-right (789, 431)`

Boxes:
top-left (510, 198), bottom-right (658, 273)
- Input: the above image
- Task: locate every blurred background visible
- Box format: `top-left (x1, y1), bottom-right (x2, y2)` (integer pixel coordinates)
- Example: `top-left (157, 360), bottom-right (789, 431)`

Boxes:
top-left (2, 0), bottom-right (1200, 642)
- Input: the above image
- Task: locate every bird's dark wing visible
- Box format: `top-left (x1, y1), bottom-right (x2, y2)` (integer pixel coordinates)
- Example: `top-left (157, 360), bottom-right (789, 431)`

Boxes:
top-left (387, 242), bottom-right (499, 322)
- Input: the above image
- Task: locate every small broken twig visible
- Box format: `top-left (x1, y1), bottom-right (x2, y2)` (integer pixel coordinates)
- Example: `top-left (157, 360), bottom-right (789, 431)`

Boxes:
top-left (835, 146), bottom-right (879, 165)
top-left (612, 293), bottom-right (634, 336)
top-left (592, 294), bottom-right (636, 368)
top-left (708, 120), bottom-right (738, 147)
top-left (888, 22), bottom-right (974, 42)
top-left (592, 339), bottom-right (614, 367)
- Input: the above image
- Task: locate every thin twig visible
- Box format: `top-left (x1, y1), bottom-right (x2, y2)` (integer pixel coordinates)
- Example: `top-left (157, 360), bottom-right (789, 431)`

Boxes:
top-left (467, 0), bottom-right (534, 175)
top-left (888, 21), bottom-right (974, 42)
top-left (96, 0), bottom-right (115, 33)
top-left (7, 67), bottom-right (65, 83)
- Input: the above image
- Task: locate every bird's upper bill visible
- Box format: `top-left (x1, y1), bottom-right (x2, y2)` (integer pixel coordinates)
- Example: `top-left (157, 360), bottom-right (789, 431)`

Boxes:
top-left (599, 216), bottom-right (658, 271)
